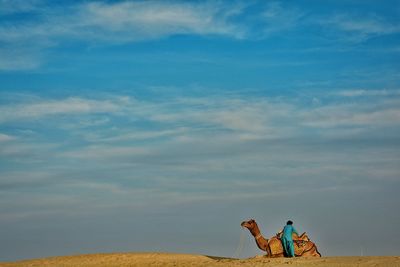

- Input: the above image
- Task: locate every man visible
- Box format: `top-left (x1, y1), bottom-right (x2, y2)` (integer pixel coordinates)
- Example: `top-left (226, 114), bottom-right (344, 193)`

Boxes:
top-left (281, 220), bottom-right (298, 257)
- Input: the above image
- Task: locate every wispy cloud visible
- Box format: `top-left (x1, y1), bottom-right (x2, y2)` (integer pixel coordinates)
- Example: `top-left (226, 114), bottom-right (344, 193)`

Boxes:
top-left (301, 105), bottom-right (400, 128)
top-left (62, 145), bottom-right (152, 160)
top-left (321, 13), bottom-right (400, 42)
top-left (0, 133), bottom-right (15, 142)
top-left (3, 1), bottom-right (398, 71)
top-left (0, 97), bottom-right (124, 123)
top-left (261, 1), bottom-right (305, 35)
top-left (0, 1), bottom-right (246, 70)
top-left (2, 91), bottom-right (397, 178)
top-left (1, 1), bottom-right (246, 42)
top-left (335, 89), bottom-right (400, 97)
top-left (3, 92), bottom-right (399, 142)
top-left (80, 1), bottom-right (246, 41)
top-left (0, 46), bottom-right (42, 71)
top-left (0, 0), bottom-right (43, 15)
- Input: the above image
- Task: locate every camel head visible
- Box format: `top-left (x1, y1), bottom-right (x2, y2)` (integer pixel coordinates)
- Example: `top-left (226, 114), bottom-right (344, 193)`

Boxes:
top-left (241, 219), bottom-right (257, 230)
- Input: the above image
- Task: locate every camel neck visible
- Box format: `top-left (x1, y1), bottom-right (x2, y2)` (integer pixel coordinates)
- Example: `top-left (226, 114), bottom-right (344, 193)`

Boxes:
top-left (250, 224), bottom-right (262, 238)
top-left (249, 223), bottom-right (269, 252)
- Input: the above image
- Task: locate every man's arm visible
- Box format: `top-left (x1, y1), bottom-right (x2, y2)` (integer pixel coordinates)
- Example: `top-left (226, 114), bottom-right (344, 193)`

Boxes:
top-left (292, 227), bottom-right (299, 235)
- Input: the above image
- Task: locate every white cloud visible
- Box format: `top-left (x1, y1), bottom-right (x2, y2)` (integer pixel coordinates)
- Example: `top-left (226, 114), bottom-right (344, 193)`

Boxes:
top-left (302, 106), bottom-right (400, 128)
top-left (86, 128), bottom-right (189, 143)
top-left (0, 1), bottom-right (246, 70)
top-left (322, 14), bottom-right (400, 42)
top-left (0, 97), bottom-right (123, 123)
top-left (144, 96), bottom-right (297, 140)
top-left (0, 1), bottom-right (319, 71)
top-left (334, 15), bottom-right (397, 34)
top-left (2, 91), bottom-right (400, 138)
top-left (0, 133), bottom-right (15, 142)
top-left (2, 2), bottom-right (399, 72)
top-left (261, 2), bottom-right (305, 35)
top-left (1, 92), bottom-right (399, 171)
top-left (62, 145), bottom-right (152, 160)
top-left (80, 1), bottom-right (245, 41)
top-left (0, 46), bottom-right (42, 71)
top-left (0, 142), bottom-right (58, 160)
top-left (335, 89), bottom-right (400, 97)
top-left (0, 0), bottom-right (42, 15)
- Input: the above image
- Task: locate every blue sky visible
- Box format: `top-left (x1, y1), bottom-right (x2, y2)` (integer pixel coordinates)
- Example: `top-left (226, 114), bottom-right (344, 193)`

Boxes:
top-left (0, 0), bottom-right (400, 261)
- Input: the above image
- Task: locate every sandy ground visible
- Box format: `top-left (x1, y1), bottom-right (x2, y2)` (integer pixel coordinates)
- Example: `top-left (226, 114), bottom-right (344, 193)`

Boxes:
top-left (1, 253), bottom-right (400, 267)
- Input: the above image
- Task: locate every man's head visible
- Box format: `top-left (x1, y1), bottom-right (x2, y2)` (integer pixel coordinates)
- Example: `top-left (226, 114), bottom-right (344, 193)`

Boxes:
top-left (286, 220), bottom-right (293, 225)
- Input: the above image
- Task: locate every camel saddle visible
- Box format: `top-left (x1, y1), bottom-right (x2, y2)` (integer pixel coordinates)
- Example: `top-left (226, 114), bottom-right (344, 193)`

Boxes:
top-left (268, 231), bottom-right (312, 255)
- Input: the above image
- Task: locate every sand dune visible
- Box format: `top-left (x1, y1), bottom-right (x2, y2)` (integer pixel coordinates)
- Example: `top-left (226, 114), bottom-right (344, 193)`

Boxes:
top-left (1, 253), bottom-right (400, 267)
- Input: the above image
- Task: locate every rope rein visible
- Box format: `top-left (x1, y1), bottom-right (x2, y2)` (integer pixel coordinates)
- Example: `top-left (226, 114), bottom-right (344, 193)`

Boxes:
top-left (233, 227), bottom-right (247, 259)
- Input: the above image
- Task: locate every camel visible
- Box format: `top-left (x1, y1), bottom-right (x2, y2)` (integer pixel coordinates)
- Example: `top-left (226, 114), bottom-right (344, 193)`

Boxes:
top-left (241, 219), bottom-right (321, 257)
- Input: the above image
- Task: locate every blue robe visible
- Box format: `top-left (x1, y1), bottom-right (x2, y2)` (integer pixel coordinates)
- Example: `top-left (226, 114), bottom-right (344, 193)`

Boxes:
top-left (282, 225), bottom-right (298, 257)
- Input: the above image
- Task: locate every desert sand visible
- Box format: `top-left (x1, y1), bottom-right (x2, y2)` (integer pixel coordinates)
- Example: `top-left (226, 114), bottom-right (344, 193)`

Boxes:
top-left (1, 253), bottom-right (400, 267)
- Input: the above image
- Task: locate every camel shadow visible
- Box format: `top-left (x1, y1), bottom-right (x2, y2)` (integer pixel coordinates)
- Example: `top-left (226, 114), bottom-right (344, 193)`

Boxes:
top-left (205, 255), bottom-right (236, 261)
